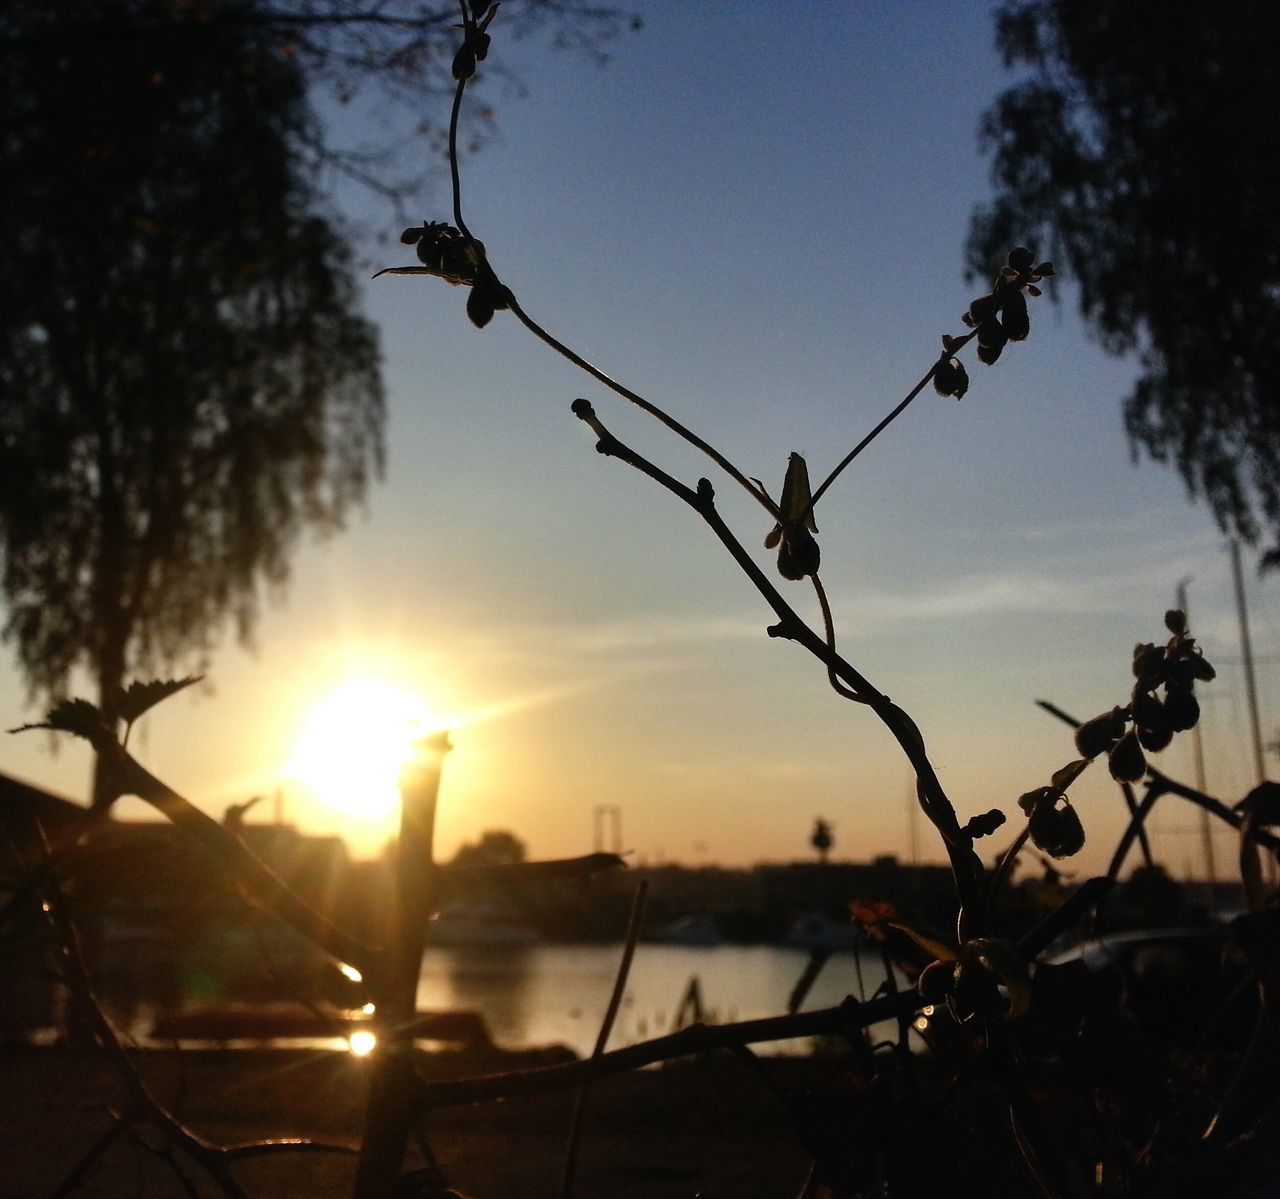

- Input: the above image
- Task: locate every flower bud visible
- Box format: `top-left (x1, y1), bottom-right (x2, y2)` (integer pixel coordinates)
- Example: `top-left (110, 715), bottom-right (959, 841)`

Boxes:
top-left (1164, 609), bottom-right (1187, 635)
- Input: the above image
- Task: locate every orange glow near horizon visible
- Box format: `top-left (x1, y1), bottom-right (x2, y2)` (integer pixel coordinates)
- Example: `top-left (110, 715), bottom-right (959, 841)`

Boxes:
top-left (286, 677), bottom-right (444, 824)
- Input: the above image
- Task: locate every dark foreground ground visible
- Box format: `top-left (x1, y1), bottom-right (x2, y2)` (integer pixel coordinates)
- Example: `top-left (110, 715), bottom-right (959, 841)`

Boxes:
top-left (0, 1046), bottom-right (829, 1198)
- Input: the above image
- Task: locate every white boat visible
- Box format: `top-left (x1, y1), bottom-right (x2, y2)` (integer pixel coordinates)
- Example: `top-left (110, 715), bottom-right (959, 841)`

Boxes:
top-left (648, 914), bottom-right (722, 947)
top-left (783, 912), bottom-right (863, 951)
top-left (426, 899), bottom-right (540, 947)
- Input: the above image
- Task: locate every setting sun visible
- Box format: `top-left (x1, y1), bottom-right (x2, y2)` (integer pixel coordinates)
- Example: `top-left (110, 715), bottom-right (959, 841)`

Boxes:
top-left (286, 678), bottom-right (441, 822)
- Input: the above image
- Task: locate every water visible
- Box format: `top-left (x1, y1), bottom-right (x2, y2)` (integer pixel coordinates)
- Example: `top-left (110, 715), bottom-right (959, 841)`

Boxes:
top-left (415, 943), bottom-right (890, 1058)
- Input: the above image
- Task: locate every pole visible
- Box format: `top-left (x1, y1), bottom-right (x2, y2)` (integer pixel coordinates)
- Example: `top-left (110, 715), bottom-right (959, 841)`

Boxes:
top-left (353, 729), bottom-right (452, 1199)
top-left (1177, 578), bottom-right (1216, 901)
top-left (1229, 540), bottom-right (1268, 786)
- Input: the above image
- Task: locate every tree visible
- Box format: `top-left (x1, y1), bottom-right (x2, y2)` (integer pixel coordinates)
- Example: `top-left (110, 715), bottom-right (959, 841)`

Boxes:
top-left (810, 817), bottom-right (833, 865)
top-left (0, 1), bottom-right (386, 798)
top-left (968, 2), bottom-right (1280, 567)
top-left (450, 829), bottom-right (527, 869)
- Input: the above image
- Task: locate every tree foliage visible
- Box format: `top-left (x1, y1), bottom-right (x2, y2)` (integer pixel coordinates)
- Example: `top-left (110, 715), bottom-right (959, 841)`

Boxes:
top-left (0, 0), bottom-right (385, 721)
top-left (968, 1), bottom-right (1280, 566)
top-left (450, 829), bottom-right (528, 869)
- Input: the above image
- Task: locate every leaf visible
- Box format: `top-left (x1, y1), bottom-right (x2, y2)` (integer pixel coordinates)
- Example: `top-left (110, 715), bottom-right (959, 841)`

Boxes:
top-left (116, 676), bottom-right (202, 724)
top-left (779, 452), bottom-right (818, 532)
top-left (1050, 758), bottom-right (1089, 792)
top-left (8, 698), bottom-right (109, 744)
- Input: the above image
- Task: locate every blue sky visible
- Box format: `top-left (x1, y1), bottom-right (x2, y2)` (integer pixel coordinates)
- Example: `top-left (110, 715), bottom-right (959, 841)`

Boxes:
top-left (5, 2), bottom-right (1278, 880)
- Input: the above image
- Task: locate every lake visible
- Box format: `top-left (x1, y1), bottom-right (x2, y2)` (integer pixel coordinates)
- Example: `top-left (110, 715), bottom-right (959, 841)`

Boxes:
top-left (415, 943), bottom-right (891, 1058)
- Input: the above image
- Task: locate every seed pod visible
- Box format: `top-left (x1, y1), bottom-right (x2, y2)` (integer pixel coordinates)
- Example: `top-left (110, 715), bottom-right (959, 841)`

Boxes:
top-left (1108, 730), bottom-right (1147, 782)
top-left (1007, 246), bottom-right (1034, 272)
top-left (1132, 642), bottom-right (1166, 687)
top-left (917, 959), bottom-right (954, 1002)
top-left (1001, 291), bottom-right (1030, 341)
top-left (400, 226), bottom-right (425, 245)
top-left (1189, 653), bottom-right (1217, 682)
top-left (1137, 723), bottom-right (1174, 752)
top-left (452, 42), bottom-right (476, 80)
top-left (965, 293), bottom-right (997, 325)
top-left (1075, 706), bottom-right (1128, 759)
top-left (1029, 799), bottom-right (1085, 858)
top-left (466, 282), bottom-right (497, 328)
top-left (1163, 687), bottom-right (1200, 732)
top-left (933, 354), bottom-right (969, 399)
top-left (964, 808), bottom-right (1006, 839)
top-left (1165, 609), bottom-right (1187, 635)
top-left (776, 523), bottom-right (820, 581)
top-left (1131, 689), bottom-right (1168, 733)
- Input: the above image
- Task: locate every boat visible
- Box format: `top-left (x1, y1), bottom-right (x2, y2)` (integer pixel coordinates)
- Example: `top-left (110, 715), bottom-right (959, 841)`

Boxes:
top-left (648, 914), bottom-right (722, 947)
top-left (425, 899), bottom-right (540, 947)
top-left (783, 912), bottom-right (864, 951)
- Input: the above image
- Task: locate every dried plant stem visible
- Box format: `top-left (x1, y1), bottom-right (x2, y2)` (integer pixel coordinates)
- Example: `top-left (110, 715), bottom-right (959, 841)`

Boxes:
top-left (807, 328), bottom-right (978, 517)
top-left (572, 399), bottom-right (985, 924)
top-left (104, 746), bottom-right (375, 973)
top-left (410, 993), bottom-right (915, 1111)
top-left (562, 880), bottom-right (649, 1199)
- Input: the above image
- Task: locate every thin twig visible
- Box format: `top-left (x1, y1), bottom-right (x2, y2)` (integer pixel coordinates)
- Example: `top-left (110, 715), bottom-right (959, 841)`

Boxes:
top-left (439, 22), bottom-right (777, 517)
top-left (562, 879), bottom-right (649, 1198)
top-left (811, 574), bottom-right (868, 704)
top-left (806, 329), bottom-right (978, 516)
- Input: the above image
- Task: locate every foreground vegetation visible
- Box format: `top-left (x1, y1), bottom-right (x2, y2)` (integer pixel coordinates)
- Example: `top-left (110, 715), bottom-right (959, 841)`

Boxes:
top-left (5, 4), bottom-right (1280, 1197)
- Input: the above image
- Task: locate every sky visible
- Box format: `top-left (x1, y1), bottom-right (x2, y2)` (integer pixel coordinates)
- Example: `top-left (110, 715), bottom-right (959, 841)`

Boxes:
top-left (4, 2), bottom-right (1278, 881)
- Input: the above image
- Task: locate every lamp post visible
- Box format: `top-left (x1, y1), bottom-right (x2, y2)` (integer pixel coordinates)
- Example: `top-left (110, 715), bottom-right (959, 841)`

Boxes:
top-left (353, 729), bottom-right (452, 1199)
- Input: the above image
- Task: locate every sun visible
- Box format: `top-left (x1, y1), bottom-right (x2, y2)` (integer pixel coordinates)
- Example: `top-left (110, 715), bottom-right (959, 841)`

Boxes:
top-left (286, 678), bottom-right (441, 822)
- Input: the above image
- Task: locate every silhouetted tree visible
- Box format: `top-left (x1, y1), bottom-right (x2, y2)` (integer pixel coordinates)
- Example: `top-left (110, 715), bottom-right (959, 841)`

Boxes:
top-left (969, 2), bottom-right (1280, 566)
top-left (450, 829), bottom-right (527, 869)
top-left (0, 1), bottom-right (386, 799)
top-left (810, 817), bottom-right (834, 865)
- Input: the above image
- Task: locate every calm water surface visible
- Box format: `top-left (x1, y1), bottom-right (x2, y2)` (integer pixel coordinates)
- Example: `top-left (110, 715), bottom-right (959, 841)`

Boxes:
top-left (415, 943), bottom-right (890, 1058)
